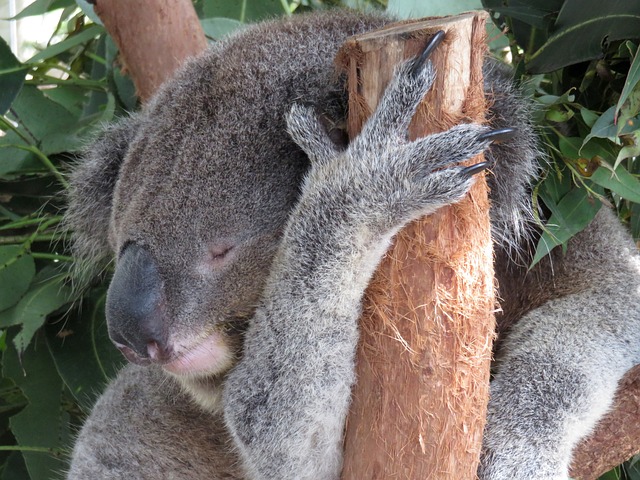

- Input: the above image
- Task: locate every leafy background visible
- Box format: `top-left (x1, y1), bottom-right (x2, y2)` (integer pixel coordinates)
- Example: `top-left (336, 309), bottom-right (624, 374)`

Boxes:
top-left (0, 0), bottom-right (639, 478)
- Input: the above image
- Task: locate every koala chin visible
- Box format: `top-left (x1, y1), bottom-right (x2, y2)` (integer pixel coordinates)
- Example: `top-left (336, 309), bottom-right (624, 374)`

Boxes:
top-left (65, 9), bottom-right (640, 480)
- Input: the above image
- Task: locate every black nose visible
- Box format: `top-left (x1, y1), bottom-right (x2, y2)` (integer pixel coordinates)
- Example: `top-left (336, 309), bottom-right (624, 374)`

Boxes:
top-left (106, 244), bottom-right (172, 364)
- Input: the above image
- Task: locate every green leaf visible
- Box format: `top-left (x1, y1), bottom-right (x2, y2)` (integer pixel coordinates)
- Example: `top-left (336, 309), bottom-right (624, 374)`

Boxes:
top-left (202, 0), bottom-right (286, 22)
top-left (590, 164), bottom-right (640, 203)
top-left (540, 167), bottom-right (572, 208)
top-left (9, 0), bottom-right (74, 19)
top-left (200, 18), bottom-right (244, 40)
top-left (26, 24), bottom-right (104, 64)
top-left (580, 107), bottom-right (599, 128)
top-left (388, 0), bottom-right (483, 17)
top-left (46, 288), bottom-right (124, 412)
top-left (545, 107), bottom-right (573, 122)
top-left (0, 272), bottom-right (72, 353)
top-left (527, 0), bottom-right (640, 73)
top-left (0, 246), bottom-right (35, 312)
top-left (631, 202), bottom-right (640, 240)
top-left (7, 85), bottom-right (84, 155)
top-left (105, 36), bottom-right (137, 111)
top-left (615, 142), bottom-right (640, 169)
top-left (0, 38), bottom-right (25, 116)
top-left (75, 0), bottom-right (103, 25)
top-left (616, 48), bottom-right (640, 121)
top-left (3, 332), bottom-right (67, 480)
top-left (558, 136), bottom-right (582, 159)
top-left (531, 187), bottom-right (602, 267)
top-left (1, 452), bottom-right (30, 480)
top-left (584, 106), bottom-right (616, 143)
top-left (10, 0), bottom-right (53, 19)
top-left (43, 85), bottom-right (88, 117)
top-left (0, 133), bottom-right (39, 177)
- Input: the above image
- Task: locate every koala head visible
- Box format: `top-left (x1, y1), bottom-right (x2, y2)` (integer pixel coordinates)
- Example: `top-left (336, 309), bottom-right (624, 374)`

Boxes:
top-left (67, 44), bottom-right (323, 385)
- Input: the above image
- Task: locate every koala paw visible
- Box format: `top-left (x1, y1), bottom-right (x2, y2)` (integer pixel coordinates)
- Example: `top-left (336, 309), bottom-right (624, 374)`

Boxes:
top-left (287, 33), bottom-right (515, 231)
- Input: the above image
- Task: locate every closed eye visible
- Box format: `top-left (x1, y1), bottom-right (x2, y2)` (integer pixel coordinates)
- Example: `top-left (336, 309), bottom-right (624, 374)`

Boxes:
top-left (210, 245), bottom-right (233, 260)
top-left (202, 243), bottom-right (236, 271)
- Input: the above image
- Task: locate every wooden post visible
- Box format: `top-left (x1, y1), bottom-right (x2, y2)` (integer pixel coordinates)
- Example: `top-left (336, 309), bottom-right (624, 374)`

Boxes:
top-left (338, 12), bottom-right (495, 479)
top-left (91, 0), bottom-right (207, 101)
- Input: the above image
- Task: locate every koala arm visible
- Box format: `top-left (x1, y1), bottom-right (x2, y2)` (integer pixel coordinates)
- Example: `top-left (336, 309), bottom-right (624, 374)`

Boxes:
top-left (223, 52), bottom-right (502, 480)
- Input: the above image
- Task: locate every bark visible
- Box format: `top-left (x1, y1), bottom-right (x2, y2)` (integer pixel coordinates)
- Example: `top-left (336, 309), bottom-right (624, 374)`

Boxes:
top-left (91, 0), bottom-right (207, 101)
top-left (338, 12), bottom-right (496, 479)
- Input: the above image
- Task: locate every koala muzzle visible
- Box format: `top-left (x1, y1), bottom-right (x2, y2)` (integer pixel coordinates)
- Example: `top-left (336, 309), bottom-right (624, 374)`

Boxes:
top-left (106, 244), bottom-right (172, 366)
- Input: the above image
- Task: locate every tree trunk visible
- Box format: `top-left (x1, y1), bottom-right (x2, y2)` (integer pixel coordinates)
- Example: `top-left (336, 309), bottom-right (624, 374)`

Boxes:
top-left (338, 12), bottom-right (496, 479)
top-left (91, 0), bottom-right (207, 101)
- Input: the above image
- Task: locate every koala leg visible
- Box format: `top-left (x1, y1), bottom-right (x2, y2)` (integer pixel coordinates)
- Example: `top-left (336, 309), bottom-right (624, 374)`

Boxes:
top-left (479, 209), bottom-right (640, 480)
top-left (223, 38), bottom-right (511, 480)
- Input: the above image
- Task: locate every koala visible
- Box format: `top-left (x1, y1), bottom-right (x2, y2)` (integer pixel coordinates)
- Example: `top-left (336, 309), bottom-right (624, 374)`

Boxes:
top-left (65, 9), bottom-right (640, 480)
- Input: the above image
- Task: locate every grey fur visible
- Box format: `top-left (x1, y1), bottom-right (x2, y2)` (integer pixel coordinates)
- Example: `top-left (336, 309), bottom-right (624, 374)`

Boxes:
top-left (65, 10), bottom-right (640, 480)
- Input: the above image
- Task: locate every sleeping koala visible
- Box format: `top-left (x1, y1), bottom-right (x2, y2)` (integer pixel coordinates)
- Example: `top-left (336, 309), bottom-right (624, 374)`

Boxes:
top-left (65, 9), bottom-right (640, 480)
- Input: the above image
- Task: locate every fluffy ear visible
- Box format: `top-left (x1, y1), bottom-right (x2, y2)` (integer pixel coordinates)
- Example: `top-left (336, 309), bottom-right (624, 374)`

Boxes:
top-left (65, 114), bottom-right (141, 285)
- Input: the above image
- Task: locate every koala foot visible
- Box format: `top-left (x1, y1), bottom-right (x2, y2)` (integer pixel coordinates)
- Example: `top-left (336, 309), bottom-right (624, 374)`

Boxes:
top-left (287, 34), bottom-right (515, 233)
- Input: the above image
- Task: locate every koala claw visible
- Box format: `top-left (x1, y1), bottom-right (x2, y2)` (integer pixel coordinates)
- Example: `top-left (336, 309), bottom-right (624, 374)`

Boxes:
top-left (409, 30), bottom-right (446, 77)
top-left (461, 161), bottom-right (489, 178)
top-left (477, 127), bottom-right (516, 144)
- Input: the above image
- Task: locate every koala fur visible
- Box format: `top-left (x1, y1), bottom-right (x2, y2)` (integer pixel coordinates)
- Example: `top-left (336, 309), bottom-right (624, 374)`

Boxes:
top-left (65, 9), bottom-right (640, 480)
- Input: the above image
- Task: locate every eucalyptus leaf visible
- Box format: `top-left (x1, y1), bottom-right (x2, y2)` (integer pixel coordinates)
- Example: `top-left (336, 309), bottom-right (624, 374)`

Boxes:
top-left (9, 0), bottom-right (74, 19)
top-left (615, 143), bottom-right (640, 170)
top-left (558, 136), bottom-right (581, 159)
top-left (527, 0), bottom-right (640, 73)
top-left (8, 85), bottom-right (82, 155)
top-left (26, 25), bottom-right (104, 64)
top-left (0, 38), bottom-right (25, 116)
top-left (0, 273), bottom-right (72, 353)
top-left (631, 202), bottom-right (640, 240)
top-left (531, 187), bottom-right (602, 267)
top-left (43, 85), bottom-right (88, 117)
top-left (105, 36), bottom-right (137, 111)
top-left (583, 106), bottom-right (616, 143)
top-left (46, 288), bottom-right (124, 412)
top-left (590, 164), bottom-right (640, 203)
top-left (0, 246), bottom-right (35, 312)
top-left (616, 48), bottom-right (640, 120)
top-left (580, 107), bottom-right (599, 128)
top-left (545, 107), bottom-right (573, 122)
top-left (3, 332), bottom-right (67, 480)
top-left (202, 0), bottom-right (286, 22)
top-left (75, 0), bottom-right (103, 25)
top-left (9, 0), bottom-right (53, 19)
top-left (0, 135), bottom-right (40, 177)
top-left (201, 18), bottom-right (244, 40)
top-left (1, 452), bottom-right (30, 480)
top-left (540, 166), bottom-right (572, 208)
top-left (388, 0), bottom-right (482, 18)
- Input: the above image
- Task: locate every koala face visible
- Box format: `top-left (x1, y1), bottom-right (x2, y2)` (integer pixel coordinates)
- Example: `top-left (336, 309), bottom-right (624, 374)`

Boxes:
top-left (100, 49), bottom-right (311, 381)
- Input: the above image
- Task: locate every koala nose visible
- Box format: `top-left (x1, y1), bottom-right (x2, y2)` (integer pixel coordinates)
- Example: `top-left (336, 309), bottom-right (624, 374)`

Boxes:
top-left (106, 244), bottom-right (172, 365)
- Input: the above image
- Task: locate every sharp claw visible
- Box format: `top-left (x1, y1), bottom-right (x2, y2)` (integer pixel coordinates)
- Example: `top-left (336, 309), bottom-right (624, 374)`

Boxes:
top-left (478, 128), bottom-right (517, 144)
top-left (461, 162), bottom-right (488, 178)
top-left (409, 30), bottom-right (445, 77)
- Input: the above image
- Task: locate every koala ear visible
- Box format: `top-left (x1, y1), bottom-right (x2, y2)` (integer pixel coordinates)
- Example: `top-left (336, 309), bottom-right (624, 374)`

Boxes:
top-left (65, 114), bottom-right (141, 285)
top-left (286, 103), bottom-right (340, 165)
